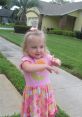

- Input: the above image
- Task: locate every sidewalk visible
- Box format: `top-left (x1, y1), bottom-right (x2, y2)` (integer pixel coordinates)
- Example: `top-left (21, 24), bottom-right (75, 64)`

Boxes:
top-left (0, 36), bottom-right (82, 117)
top-left (0, 27), bottom-right (14, 30)
top-left (0, 74), bottom-right (22, 116)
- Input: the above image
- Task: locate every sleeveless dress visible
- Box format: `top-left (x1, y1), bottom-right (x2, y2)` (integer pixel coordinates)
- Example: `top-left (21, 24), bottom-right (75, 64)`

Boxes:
top-left (20, 54), bottom-right (58, 117)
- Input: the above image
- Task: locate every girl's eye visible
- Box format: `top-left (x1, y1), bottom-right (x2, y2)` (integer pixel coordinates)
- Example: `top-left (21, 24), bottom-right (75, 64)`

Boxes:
top-left (32, 46), bottom-right (37, 49)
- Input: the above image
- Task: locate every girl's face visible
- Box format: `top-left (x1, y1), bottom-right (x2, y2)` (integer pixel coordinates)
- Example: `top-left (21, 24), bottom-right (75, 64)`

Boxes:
top-left (26, 36), bottom-right (45, 59)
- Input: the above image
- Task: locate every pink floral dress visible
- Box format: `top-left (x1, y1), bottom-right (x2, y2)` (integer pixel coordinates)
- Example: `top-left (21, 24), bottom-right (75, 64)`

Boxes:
top-left (20, 54), bottom-right (58, 117)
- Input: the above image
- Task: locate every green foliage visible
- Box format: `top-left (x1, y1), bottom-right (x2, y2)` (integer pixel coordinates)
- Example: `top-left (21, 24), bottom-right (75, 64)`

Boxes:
top-left (75, 31), bottom-right (82, 39)
top-left (53, 0), bottom-right (70, 4)
top-left (47, 28), bottom-right (75, 37)
top-left (0, 30), bottom-right (23, 46)
top-left (14, 25), bottom-right (31, 33)
top-left (0, 0), bottom-right (7, 6)
top-left (11, 0), bottom-right (40, 9)
top-left (46, 34), bottom-right (82, 79)
top-left (11, 0), bottom-right (40, 24)
top-left (4, 108), bottom-right (69, 117)
top-left (4, 113), bottom-right (20, 117)
top-left (0, 53), bottom-right (25, 94)
top-left (0, 23), bottom-right (14, 27)
top-left (56, 107), bottom-right (69, 117)
top-left (0, 0), bottom-right (11, 8)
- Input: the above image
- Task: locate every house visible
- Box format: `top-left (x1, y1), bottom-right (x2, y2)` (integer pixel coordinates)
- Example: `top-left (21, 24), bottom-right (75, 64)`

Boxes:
top-left (0, 8), bottom-right (13, 24)
top-left (26, 1), bottom-right (82, 31)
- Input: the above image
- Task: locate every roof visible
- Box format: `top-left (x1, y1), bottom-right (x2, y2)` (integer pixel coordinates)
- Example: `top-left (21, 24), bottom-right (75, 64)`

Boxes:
top-left (0, 8), bottom-right (13, 17)
top-left (38, 1), bottom-right (82, 16)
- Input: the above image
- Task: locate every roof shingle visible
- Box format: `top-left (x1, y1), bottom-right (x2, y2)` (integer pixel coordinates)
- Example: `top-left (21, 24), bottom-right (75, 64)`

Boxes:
top-left (38, 1), bottom-right (82, 16)
top-left (0, 8), bottom-right (13, 17)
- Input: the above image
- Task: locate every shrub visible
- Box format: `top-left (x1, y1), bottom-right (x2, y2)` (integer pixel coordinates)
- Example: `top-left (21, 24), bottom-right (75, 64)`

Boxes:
top-left (47, 28), bottom-right (75, 37)
top-left (14, 25), bottom-right (31, 34)
top-left (53, 29), bottom-right (63, 35)
top-left (75, 31), bottom-right (82, 39)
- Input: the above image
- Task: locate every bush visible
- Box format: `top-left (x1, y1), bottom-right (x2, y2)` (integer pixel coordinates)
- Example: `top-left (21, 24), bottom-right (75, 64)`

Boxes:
top-left (46, 28), bottom-right (54, 33)
top-left (62, 30), bottom-right (75, 37)
top-left (14, 25), bottom-right (31, 34)
top-left (47, 28), bottom-right (75, 37)
top-left (75, 31), bottom-right (82, 39)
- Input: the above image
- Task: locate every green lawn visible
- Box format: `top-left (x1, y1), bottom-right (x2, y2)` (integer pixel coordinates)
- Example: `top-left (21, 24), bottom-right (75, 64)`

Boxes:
top-left (0, 53), bottom-right (25, 94)
top-left (46, 34), bottom-right (82, 79)
top-left (0, 23), bottom-right (14, 28)
top-left (0, 30), bottom-right (82, 79)
top-left (0, 30), bottom-right (23, 46)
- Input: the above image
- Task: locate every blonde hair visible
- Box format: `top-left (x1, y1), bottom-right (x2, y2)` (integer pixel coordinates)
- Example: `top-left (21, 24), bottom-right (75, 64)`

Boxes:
top-left (22, 29), bottom-right (50, 55)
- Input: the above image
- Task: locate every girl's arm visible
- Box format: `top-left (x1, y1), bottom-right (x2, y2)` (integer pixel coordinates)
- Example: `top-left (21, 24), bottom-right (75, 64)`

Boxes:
top-left (21, 61), bottom-right (57, 73)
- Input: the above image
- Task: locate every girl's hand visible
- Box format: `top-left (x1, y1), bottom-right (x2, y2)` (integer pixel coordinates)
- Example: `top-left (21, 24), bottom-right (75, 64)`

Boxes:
top-left (45, 65), bottom-right (59, 74)
top-left (51, 56), bottom-right (61, 66)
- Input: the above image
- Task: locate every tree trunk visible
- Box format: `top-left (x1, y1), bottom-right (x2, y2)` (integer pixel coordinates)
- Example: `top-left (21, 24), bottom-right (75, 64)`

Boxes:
top-left (38, 14), bottom-right (43, 30)
top-left (20, 10), bottom-right (27, 25)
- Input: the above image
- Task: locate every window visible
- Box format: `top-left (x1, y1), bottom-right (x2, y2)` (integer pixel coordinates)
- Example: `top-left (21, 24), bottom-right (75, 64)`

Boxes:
top-left (27, 17), bottom-right (38, 27)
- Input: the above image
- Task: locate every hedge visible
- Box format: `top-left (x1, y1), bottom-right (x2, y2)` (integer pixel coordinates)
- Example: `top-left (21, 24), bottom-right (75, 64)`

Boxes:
top-left (14, 25), bottom-right (31, 34)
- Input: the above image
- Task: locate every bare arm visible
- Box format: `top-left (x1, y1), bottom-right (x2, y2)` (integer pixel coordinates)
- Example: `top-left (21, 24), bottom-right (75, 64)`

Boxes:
top-left (21, 61), bottom-right (58, 73)
top-left (22, 61), bottom-right (47, 72)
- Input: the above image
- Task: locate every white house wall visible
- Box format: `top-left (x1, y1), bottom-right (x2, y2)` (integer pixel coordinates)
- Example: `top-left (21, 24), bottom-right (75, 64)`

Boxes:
top-left (42, 16), bottom-right (60, 30)
top-left (74, 10), bottom-right (82, 31)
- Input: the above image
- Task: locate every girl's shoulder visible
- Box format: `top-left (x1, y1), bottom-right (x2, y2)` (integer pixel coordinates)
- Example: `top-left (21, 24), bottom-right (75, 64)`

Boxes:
top-left (20, 55), bottom-right (34, 69)
top-left (44, 54), bottom-right (52, 60)
top-left (21, 55), bottom-right (33, 63)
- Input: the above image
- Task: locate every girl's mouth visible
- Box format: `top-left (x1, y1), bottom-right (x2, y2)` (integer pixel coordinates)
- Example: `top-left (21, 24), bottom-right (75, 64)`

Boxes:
top-left (36, 53), bottom-right (41, 56)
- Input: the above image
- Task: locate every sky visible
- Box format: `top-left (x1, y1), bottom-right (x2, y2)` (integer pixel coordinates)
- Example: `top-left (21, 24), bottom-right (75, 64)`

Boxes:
top-left (41, 0), bottom-right (82, 2)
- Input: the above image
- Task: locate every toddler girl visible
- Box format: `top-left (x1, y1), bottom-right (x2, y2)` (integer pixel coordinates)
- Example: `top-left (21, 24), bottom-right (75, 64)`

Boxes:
top-left (20, 27), bottom-right (61, 117)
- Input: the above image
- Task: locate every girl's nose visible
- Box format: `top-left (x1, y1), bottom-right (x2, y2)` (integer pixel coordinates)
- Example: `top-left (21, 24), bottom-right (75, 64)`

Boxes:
top-left (37, 48), bottom-right (40, 52)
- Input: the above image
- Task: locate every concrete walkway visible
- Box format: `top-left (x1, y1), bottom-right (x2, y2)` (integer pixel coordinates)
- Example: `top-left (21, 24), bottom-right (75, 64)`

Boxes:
top-left (0, 74), bottom-right (22, 116)
top-left (0, 36), bottom-right (82, 117)
top-left (0, 27), bottom-right (14, 30)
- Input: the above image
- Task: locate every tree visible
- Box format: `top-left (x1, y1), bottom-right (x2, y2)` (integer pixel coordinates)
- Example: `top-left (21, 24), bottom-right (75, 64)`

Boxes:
top-left (0, 0), bottom-right (7, 7)
top-left (0, 0), bottom-right (11, 9)
top-left (12, 8), bottom-right (19, 23)
top-left (52, 0), bottom-right (70, 4)
top-left (11, 0), bottom-right (40, 25)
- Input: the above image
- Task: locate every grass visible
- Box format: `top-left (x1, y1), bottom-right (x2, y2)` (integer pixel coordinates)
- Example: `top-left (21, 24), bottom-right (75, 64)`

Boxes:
top-left (4, 107), bottom-right (69, 117)
top-left (0, 23), bottom-right (14, 28)
top-left (46, 34), bottom-right (82, 79)
top-left (0, 30), bottom-right (23, 46)
top-left (0, 30), bottom-right (82, 79)
top-left (0, 53), bottom-right (25, 94)
top-left (3, 114), bottom-right (19, 117)
top-left (0, 53), bottom-right (69, 117)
